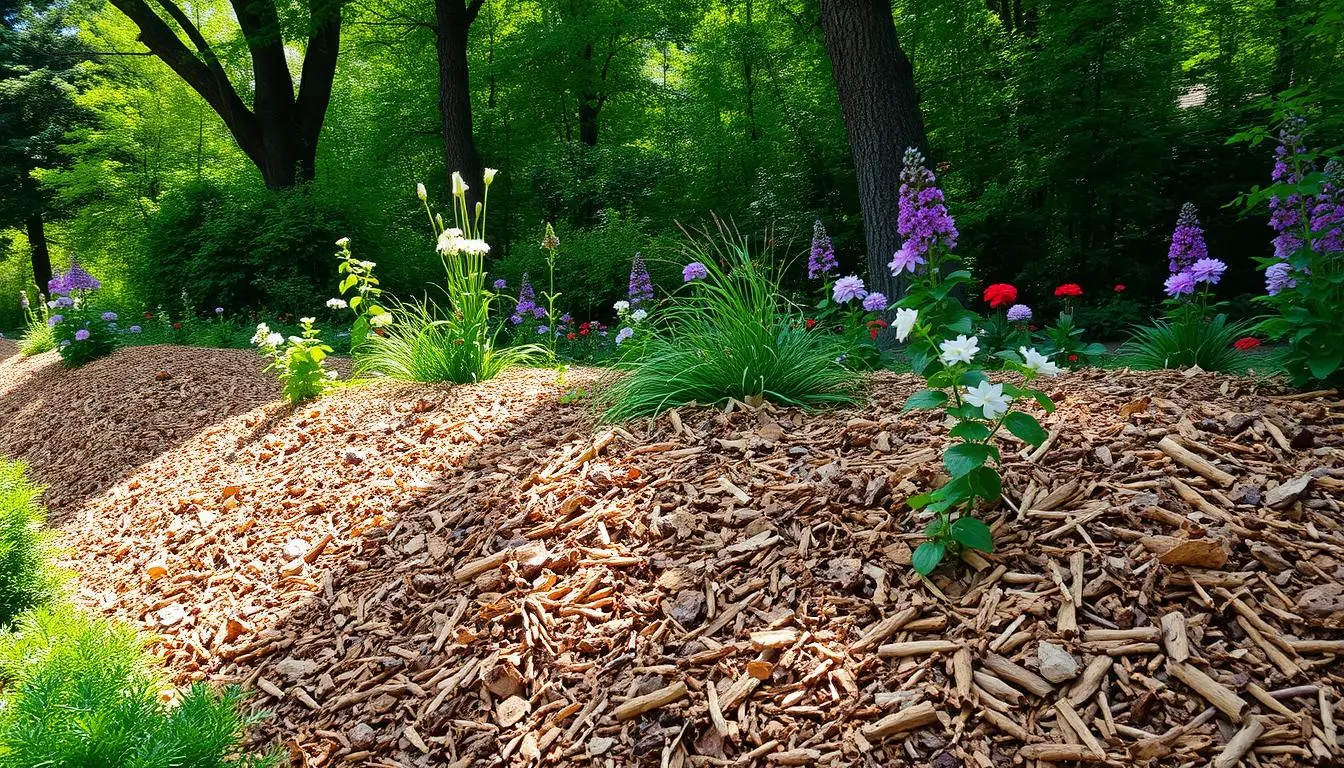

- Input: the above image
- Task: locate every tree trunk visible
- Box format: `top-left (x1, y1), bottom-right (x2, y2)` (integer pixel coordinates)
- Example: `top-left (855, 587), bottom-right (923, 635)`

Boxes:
top-left (26, 211), bottom-right (52, 292)
top-left (578, 43), bottom-right (601, 147)
top-left (819, 0), bottom-right (929, 299)
top-left (435, 0), bottom-right (485, 210)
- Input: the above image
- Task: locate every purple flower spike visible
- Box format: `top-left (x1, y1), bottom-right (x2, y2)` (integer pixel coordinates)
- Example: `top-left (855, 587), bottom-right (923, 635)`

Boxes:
top-left (1265, 262), bottom-right (1298, 296)
top-left (890, 148), bottom-right (958, 277)
top-left (628, 253), bottom-right (654, 305)
top-left (808, 220), bottom-right (838, 280)
top-left (1167, 203), bottom-right (1208, 274)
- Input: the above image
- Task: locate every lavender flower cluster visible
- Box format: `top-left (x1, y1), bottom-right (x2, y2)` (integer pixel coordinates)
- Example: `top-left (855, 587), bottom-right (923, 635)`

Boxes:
top-left (1163, 204), bottom-right (1226, 297)
top-left (628, 253), bottom-right (654, 305)
top-left (808, 220), bottom-right (837, 280)
top-left (889, 148), bottom-right (959, 275)
top-left (1263, 121), bottom-right (1343, 296)
top-left (510, 273), bottom-right (547, 324)
top-left (47, 261), bottom-right (100, 296)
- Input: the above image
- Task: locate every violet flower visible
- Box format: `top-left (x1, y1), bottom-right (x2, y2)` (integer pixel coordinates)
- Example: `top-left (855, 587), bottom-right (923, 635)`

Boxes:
top-left (808, 220), bottom-right (838, 280)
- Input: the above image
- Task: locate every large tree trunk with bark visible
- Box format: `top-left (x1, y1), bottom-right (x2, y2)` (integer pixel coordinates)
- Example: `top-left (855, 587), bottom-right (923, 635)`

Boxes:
top-left (819, 0), bottom-right (928, 298)
top-left (108, 0), bottom-right (340, 189)
top-left (26, 211), bottom-right (51, 292)
top-left (435, 0), bottom-right (485, 209)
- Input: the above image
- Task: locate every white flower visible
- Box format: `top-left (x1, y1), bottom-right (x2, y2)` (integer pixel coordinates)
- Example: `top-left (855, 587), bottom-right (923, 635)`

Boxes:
top-left (893, 308), bottom-right (918, 342)
top-left (452, 171), bottom-right (469, 197)
top-left (963, 380), bottom-right (1012, 420)
top-left (1019, 346), bottom-right (1062, 377)
top-left (335, 236), bottom-right (350, 248)
top-left (370, 313), bottom-right (393, 328)
top-left (325, 369), bottom-right (340, 379)
top-left (938, 334), bottom-right (979, 365)
top-left (416, 182), bottom-right (427, 201)
top-left (251, 323), bottom-right (272, 346)
top-left (483, 168), bottom-right (498, 185)
top-left (613, 300), bottom-right (630, 313)
top-left (359, 260), bottom-right (376, 270)
top-left (327, 298), bottom-right (348, 310)
top-left (300, 317), bottom-right (315, 325)
top-left (265, 332), bottom-right (285, 347)
top-left (631, 308), bottom-right (648, 323)
top-left (437, 228), bottom-right (491, 256)
top-left (462, 238), bottom-right (490, 255)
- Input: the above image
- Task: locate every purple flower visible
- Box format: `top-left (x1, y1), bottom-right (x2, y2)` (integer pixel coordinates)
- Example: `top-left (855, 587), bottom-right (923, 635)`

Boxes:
top-left (888, 243), bottom-right (927, 275)
top-left (1006, 304), bottom-right (1032, 322)
top-left (128, 325), bottom-right (142, 334)
top-left (47, 261), bottom-right (100, 296)
top-left (509, 314), bottom-right (523, 325)
top-left (101, 311), bottom-right (118, 322)
top-left (516, 273), bottom-right (538, 316)
top-left (615, 327), bottom-right (634, 345)
top-left (215, 307), bottom-right (224, 315)
top-left (1265, 262), bottom-right (1298, 296)
top-left (74, 329), bottom-right (90, 341)
top-left (48, 315), bottom-right (63, 327)
top-left (493, 278), bottom-right (508, 291)
top-left (682, 261), bottom-right (709, 282)
top-left (1189, 257), bottom-right (1226, 285)
top-left (1164, 271), bottom-right (1197, 297)
top-left (1167, 203), bottom-right (1208, 273)
top-left (560, 313), bottom-right (572, 324)
top-left (832, 275), bottom-right (867, 304)
top-left (862, 292), bottom-right (888, 312)
top-left (1311, 160), bottom-right (1344, 254)
top-left (628, 253), bottom-right (654, 305)
top-left (55, 296), bottom-right (73, 308)
top-left (537, 325), bottom-right (550, 335)
top-left (892, 148), bottom-right (958, 274)
top-left (808, 220), bottom-right (838, 280)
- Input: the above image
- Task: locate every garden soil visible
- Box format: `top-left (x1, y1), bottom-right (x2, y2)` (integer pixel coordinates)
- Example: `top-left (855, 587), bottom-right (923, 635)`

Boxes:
top-left (2, 339), bottom-right (1343, 766)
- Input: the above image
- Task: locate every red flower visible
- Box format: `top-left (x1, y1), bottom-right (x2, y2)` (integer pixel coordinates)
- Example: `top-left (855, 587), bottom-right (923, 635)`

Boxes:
top-left (565, 332), bottom-right (576, 340)
top-left (1233, 337), bottom-right (1261, 351)
top-left (866, 318), bottom-right (889, 340)
top-left (983, 283), bottom-right (1018, 309)
top-left (143, 312), bottom-right (154, 319)
top-left (172, 322), bottom-right (182, 330)
top-left (1067, 354), bottom-right (1079, 363)
top-left (1054, 283), bottom-right (1083, 298)
top-left (579, 328), bottom-right (588, 336)
top-left (1114, 284), bottom-right (1126, 292)
top-left (805, 318), bottom-right (818, 330)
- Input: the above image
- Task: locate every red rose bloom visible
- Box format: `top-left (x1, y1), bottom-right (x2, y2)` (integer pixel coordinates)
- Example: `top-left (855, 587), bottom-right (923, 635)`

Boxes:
top-left (1054, 283), bottom-right (1083, 298)
top-left (983, 283), bottom-right (1018, 309)
top-left (805, 318), bottom-right (818, 330)
top-left (1233, 337), bottom-right (1261, 351)
top-left (579, 328), bottom-right (588, 336)
top-left (1067, 354), bottom-right (1079, 363)
top-left (1114, 284), bottom-right (1126, 292)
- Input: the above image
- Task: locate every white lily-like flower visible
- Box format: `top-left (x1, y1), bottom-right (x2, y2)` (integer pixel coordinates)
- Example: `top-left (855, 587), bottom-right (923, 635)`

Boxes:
top-left (938, 334), bottom-right (979, 365)
top-left (251, 323), bottom-right (271, 346)
top-left (893, 308), bottom-right (918, 342)
top-left (1019, 346), bottom-right (1062, 377)
top-left (483, 167), bottom-right (498, 185)
top-left (416, 182), bottom-right (427, 201)
top-left (963, 380), bottom-right (1012, 420)
top-left (452, 171), bottom-right (469, 197)
top-left (327, 298), bottom-right (348, 310)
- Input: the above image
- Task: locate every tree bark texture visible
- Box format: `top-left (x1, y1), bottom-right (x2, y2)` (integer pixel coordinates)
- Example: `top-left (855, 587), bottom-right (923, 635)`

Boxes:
top-left (820, 0), bottom-right (929, 298)
top-left (26, 210), bottom-right (51, 292)
top-left (435, 0), bottom-right (486, 209)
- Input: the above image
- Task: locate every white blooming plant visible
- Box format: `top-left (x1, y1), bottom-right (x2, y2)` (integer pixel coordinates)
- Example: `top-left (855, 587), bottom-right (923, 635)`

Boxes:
top-left (253, 318), bottom-right (336, 403)
top-left (332, 237), bottom-right (388, 350)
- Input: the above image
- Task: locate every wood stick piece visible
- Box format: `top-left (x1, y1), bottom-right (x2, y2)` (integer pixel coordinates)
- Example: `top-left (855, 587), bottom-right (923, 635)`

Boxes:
top-left (1213, 718), bottom-right (1265, 768)
top-left (1055, 699), bottom-right (1106, 758)
top-left (1161, 612), bottom-right (1190, 663)
top-left (1018, 744), bottom-right (1107, 761)
top-left (613, 681), bottom-right (688, 721)
top-left (1159, 436), bottom-right (1235, 486)
top-left (1067, 656), bottom-right (1113, 706)
top-left (877, 640), bottom-right (959, 658)
top-left (849, 607), bottom-right (918, 652)
top-left (1167, 661), bottom-right (1247, 722)
top-left (953, 646), bottom-right (973, 701)
top-left (983, 653), bottom-right (1054, 697)
top-left (858, 701), bottom-right (938, 742)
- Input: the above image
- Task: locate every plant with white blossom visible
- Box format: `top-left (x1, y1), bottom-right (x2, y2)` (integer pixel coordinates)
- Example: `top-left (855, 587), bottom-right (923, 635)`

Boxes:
top-left (253, 318), bottom-right (335, 403)
top-left (892, 148), bottom-right (1058, 575)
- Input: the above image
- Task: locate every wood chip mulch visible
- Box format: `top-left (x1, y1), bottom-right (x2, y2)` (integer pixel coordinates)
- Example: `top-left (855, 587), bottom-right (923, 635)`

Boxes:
top-left (2, 340), bottom-right (1343, 767)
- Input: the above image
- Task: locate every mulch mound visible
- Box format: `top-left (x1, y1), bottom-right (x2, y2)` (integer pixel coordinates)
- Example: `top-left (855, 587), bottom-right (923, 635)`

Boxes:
top-left (3, 342), bottom-right (1343, 767)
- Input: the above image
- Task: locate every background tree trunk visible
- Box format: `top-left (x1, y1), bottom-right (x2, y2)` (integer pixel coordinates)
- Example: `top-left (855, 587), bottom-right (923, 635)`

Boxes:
top-left (819, 0), bottom-right (928, 299)
top-left (435, 0), bottom-right (485, 210)
top-left (26, 211), bottom-right (52, 291)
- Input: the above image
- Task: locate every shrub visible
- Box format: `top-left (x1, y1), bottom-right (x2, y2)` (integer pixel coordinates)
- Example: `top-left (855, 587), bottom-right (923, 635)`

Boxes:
top-left (46, 262), bottom-right (118, 368)
top-left (0, 462), bottom-right (63, 627)
top-left (0, 606), bottom-right (281, 767)
top-left (251, 318), bottom-right (336, 403)
top-left (601, 220), bottom-right (862, 421)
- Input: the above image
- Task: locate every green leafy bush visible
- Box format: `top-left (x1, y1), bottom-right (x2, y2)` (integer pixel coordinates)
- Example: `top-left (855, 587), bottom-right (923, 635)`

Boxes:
top-left (1120, 314), bottom-right (1256, 373)
top-left (0, 606), bottom-right (280, 767)
top-left (252, 318), bottom-right (336, 403)
top-left (0, 462), bottom-right (63, 627)
top-left (601, 221), bottom-right (861, 421)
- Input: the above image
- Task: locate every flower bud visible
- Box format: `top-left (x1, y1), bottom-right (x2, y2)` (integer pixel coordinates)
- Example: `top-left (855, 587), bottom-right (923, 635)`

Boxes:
top-left (483, 167), bottom-right (498, 185)
top-left (452, 172), bottom-right (468, 197)
top-left (416, 182), bottom-right (427, 201)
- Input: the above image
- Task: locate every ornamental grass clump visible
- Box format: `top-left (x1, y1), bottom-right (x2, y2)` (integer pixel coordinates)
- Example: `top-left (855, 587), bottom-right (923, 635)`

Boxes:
top-left (601, 220), bottom-right (861, 421)
top-left (0, 461), bottom-right (63, 628)
top-left (1121, 202), bottom-right (1254, 372)
top-left (1232, 117), bottom-right (1344, 384)
top-left (16, 287), bottom-right (55, 357)
top-left (0, 606), bottom-right (281, 767)
top-left (889, 148), bottom-right (1058, 575)
top-left (354, 171), bottom-right (540, 383)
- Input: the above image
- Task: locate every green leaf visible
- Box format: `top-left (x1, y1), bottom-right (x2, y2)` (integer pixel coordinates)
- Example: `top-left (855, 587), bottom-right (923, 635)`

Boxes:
top-left (944, 443), bottom-right (994, 478)
top-left (1308, 350), bottom-right (1344, 380)
top-left (950, 517), bottom-right (994, 553)
top-left (1003, 411), bottom-right (1048, 447)
top-left (349, 295), bottom-right (362, 311)
top-left (902, 390), bottom-right (948, 412)
top-left (958, 369), bottom-right (988, 388)
top-left (965, 466), bottom-right (1002, 502)
top-left (1080, 343), bottom-right (1107, 356)
top-left (948, 422), bottom-right (991, 441)
top-left (912, 541), bottom-right (947, 576)
top-left (946, 316), bottom-right (975, 336)
top-left (340, 275), bottom-right (358, 294)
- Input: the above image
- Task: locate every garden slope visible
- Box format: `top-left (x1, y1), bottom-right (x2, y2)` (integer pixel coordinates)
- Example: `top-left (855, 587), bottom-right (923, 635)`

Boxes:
top-left (1, 340), bottom-right (1343, 766)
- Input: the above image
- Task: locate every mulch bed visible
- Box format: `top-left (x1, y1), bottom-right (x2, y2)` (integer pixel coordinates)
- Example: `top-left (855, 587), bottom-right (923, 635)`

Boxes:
top-left (2, 340), bottom-right (1343, 767)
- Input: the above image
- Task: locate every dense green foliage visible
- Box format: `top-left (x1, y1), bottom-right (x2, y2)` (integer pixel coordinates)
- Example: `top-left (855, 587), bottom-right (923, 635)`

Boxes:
top-left (3, 0), bottom-right (1340, 343)
top-left (602, 222), bottom-right (861, 421)
top-left (0, 606), bottom-right (281, 767)
top-left (0, 462), bottom-right (62, 627)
